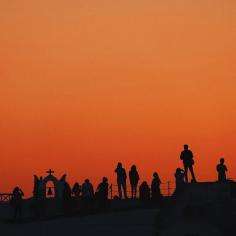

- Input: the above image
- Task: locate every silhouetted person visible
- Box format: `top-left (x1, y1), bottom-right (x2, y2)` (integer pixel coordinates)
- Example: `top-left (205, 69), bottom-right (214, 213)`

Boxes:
top-left (82, 179), bottom-right (94, 199)
top-left (139, 181), bottom-right (150, 201)
top-left (96, 177), bottom-right (109, 200)
top-left (12, 187), bottom-right (24, 219)
top-left (96, 177), bottom-right (109, 209)
top-left (217, 158), bottom-right (228, 182)
top-left (115, 162), bottom-right (127, 199)
top-left (151, 172), bottom-right (162, 201)
top-left (180, 144), bottom-right (196, 183)
top-left (129, 165), bottom-right (140, 199)
top-left (81, 179), bottom-right (94, 212)
top-left (175, 168), bottom-right (185, 192)
top-left (72, 182), bottom-right (81, 198)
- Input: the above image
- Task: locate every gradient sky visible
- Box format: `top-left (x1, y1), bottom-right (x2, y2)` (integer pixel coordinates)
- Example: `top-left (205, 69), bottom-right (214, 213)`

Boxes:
top-left (0, 0), bottom-right (236, 196)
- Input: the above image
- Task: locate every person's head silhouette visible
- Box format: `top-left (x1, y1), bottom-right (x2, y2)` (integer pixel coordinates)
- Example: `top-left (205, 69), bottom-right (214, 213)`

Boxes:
top-left (153, 172), bottom-right (158, 178)
top-left (184, 144), bottom-right (189, 150)
top-left (103, 177), bottom-right (108, 183)
top-left (220, 158), bottom-right (225, 164)
top-left (176, 168), bottom-right (184, 174)
top-left (14, 187), bottom-right (19, 192)
top-left (85, 179), bottom-right (90, 183)
top-left (142, 181), bottom-right (148, 187)
top-left (131, 165), bottom-right (136, 171)
top-left (117, 162), bottom-right (122, 168)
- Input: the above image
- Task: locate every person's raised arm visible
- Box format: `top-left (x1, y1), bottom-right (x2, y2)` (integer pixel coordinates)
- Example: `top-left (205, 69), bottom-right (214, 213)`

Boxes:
top-left (20, 189), bottom-right (24, 197)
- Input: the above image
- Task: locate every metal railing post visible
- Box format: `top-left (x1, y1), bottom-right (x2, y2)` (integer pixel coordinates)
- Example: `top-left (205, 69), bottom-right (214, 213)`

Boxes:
top-left (110, 184), bottom-right (113, 199)
top-left (168, 181), bottom-right (170, 197)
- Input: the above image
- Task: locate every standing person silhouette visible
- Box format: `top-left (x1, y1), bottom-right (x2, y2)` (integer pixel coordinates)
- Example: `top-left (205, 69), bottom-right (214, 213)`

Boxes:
top-left (115, 162), bottom-right (128, 199)
top-left (216, 158), bottom-right (228, 182)
top-left (129, 165), bottom-right (140, 199)
top-left (11, 187), bottom-right (24, 219)
top-left (180, 144), bottom-right (196, 183)
top-left (81, 179), bottom-right (94, 199)
top-left (151, 172), bottom-right (162, 201)
top-left (81, 179), bottom-right (94, 212)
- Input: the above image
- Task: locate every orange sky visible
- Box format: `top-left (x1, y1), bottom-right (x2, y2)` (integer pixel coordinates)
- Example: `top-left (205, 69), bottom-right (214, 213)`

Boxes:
top-left (0, 0), bottom-right (236, 196)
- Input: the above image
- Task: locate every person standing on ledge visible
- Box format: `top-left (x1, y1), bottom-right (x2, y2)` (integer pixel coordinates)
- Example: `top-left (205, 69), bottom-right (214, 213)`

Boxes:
top-left (180, 144), bottom-right (196, 183)
top-left (115, 162), bottom-right (128, 199)
top-left (216, 158), bottom-right (228, 182)
top-left (129, 165), bottom-right (140, 199)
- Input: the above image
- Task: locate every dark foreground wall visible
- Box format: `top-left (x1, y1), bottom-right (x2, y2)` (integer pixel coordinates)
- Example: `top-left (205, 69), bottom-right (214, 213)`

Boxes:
top-left (157, 181), bottom-right (236, 236)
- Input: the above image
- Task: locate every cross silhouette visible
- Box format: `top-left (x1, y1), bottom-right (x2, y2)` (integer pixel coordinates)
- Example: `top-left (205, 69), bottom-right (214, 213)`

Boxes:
top-left (46, 169), bottom-right (54, 176)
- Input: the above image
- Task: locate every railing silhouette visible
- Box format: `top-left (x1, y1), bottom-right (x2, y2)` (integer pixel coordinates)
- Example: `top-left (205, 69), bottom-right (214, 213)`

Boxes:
top-left (3, 178), bottom-right (234, 202)
top-left (108, 181), bottom-right (176, 199)
top-left (0, 193), bottom-right (13, 204)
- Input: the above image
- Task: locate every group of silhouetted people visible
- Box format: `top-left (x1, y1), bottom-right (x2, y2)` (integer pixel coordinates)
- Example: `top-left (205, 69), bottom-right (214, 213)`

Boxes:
top-left (10, 144), bottom-right (230, 219)
top-left (139, 173), bottom-right (162, 202)
top-left (72, 177), bottom-right (109, 201)
top-left (174, 144), bottom-right (229, 192)
top-left (178, 144), bottom-right (228, 181)
top-left (114, 162), bottom-right (162, 202)
top-left (61, 177), bottom-right (109, 213)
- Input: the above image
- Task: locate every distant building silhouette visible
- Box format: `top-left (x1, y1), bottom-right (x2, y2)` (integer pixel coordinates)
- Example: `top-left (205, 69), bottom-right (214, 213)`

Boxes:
top-left (33, 170), bottom-right (67, 200)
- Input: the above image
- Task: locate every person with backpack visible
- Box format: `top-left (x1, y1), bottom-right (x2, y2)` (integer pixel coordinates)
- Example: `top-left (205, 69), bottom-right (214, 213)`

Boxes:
top-left (180, 144), bottom-right (196, 183)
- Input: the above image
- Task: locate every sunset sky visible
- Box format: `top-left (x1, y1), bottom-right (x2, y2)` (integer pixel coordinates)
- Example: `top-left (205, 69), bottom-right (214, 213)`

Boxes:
top-left (0, 0), bottom-right (236, 196)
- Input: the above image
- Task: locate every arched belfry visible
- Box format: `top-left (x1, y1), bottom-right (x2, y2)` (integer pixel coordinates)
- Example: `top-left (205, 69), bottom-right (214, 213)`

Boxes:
top-left (33, 169), bottom-right (67, 200)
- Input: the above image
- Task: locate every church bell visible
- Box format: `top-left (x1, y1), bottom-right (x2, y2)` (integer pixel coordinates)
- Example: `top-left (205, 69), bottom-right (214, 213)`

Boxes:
top-left (47, 187), bottom-right (53, 196)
